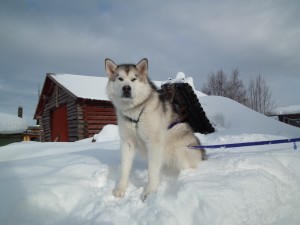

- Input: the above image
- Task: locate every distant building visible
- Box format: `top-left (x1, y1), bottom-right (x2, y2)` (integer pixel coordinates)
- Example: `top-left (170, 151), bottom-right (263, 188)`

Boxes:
top-left (23, 125), bottom-right (43, 142)
top-left (0, 111), bottom-right (28, 146)
top-left (34, 73), bottom-right (117, 142)
top-left (269, 105), bottom-right (300, 128)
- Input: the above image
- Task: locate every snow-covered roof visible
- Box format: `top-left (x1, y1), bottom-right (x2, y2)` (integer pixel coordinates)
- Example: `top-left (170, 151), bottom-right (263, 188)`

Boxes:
top-left (0, 113), bottom-right (28, 134)
top-left (50, 74), bottom-right (110, 101)
top-left (35, 72), bottom-right (206, 119)
top-left (50, 72), bottom-right (206, 101)
top-left (271, 104), bottom-right (300, 115)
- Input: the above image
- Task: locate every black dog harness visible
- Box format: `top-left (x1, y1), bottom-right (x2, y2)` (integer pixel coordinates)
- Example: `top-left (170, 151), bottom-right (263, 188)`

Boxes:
top-left (124, 108), bottom-right (181, 129)
top-left (123, 108), bottom-right (145, 125)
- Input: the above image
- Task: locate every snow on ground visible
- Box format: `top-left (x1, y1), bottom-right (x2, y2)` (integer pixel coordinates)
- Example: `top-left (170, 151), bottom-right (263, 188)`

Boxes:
top-left (0, 87), bottom-right (300, 224)
top-left (0, 113), bottom-right (28, 134)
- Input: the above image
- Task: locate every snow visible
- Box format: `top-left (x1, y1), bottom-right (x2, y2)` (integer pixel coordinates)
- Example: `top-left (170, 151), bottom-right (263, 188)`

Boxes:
top-left (271, 104), bottom-right (300, 115)
top-left (1, 76), bottom-right (300, 225)
top-left (163, 72), bottom-right (207, 97)
top-left (50, 72), bottom-right (207, 102)
top-left (0, 113), bottom-right (28, 134)
top-left (50, 74), bottom-right (110, 101)
top-left (163, 72), bottom-right (196, 89)
top-left (198, 96), bottom-right (299, 138)
top-left (91, 124), bottom-right (120, 142)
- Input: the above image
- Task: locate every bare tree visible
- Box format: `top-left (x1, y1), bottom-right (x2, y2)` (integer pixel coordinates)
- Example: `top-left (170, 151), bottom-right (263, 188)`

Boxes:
top-left (226, 68), bottom-right (247, 105)
top-left (202, 69), bottom-right (275, 114)
top-left (247, 74), bottom-right (275, 115)
top-left (201, 69), bottom-right (227, 96)
top-left (201, 68), bottom-right (247, 105)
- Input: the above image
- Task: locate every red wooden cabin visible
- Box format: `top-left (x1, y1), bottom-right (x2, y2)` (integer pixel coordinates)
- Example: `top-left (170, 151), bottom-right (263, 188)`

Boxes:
top-left (34, 73), bottom-right (117, 142)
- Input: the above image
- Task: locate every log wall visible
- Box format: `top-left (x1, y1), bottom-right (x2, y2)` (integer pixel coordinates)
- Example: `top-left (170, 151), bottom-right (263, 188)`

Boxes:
top-left (81, 103), bottom-right (117, 138)
top-left (40, 83), bottom-right (117, 142)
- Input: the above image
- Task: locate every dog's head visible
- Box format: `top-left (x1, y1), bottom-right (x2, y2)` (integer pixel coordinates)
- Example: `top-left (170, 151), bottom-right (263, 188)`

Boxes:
top-left (105, 58), bottom-right (150, 104)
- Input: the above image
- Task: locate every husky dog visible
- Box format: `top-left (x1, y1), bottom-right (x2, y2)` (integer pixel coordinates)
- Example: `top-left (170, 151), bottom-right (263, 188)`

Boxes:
top-left (105, 58), bottom-right (206, 200)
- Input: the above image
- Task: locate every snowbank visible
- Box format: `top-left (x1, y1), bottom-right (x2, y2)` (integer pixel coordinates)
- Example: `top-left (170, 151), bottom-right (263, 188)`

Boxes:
top-left (198, 96), bottom-right (299, 139)
top-left (0, 136), bottom-right (299, 225)
top-left (0, 113), bottom-right (28, 134)
top-left (92, 125), bottom-right (120, 142)
top-left (0, 74), bottom-right (300, 225)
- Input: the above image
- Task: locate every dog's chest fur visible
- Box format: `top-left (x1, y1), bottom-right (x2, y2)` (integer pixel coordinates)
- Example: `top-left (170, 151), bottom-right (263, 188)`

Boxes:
top-left (117, 95), bottom-right (173, 147)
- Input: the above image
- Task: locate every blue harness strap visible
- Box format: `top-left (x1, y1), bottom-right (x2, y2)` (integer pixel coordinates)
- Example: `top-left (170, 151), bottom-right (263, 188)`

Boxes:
top-left (189, 138), bottom-right (300, 150)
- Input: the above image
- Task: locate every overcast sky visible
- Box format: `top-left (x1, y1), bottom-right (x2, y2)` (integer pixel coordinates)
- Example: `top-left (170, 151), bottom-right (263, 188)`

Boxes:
top-left (0, 0), bottom-right (299, 124)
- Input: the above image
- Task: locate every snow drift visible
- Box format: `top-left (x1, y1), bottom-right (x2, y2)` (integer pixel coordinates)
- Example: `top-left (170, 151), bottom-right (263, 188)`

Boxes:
top-left (0, 75), bottom-right (300, 225)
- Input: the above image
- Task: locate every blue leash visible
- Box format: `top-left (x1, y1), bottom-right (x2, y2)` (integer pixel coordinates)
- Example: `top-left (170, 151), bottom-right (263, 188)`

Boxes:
top-left (190, 138), bottom-right (300, 150)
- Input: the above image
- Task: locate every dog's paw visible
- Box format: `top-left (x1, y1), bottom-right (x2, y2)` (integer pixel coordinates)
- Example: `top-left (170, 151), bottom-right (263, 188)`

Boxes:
top-left (112, 187), bottom-right (126, 198)
top-left (140, 190), bottom-right (149, 201)
top-left (140, 188), bottom-right (156, 201)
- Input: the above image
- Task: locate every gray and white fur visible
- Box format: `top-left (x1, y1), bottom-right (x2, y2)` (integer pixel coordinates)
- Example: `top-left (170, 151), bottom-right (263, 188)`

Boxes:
top-left (105, 58), bottom-right (206, 200)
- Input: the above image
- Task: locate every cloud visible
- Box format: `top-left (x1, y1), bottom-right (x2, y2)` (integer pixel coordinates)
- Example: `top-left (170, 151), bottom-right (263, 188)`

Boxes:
top-left (0, 0), bottom-right (299, 124)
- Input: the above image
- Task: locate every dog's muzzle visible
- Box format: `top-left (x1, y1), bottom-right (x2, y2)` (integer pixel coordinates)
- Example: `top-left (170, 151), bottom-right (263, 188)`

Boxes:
top-left (122, 85), bottom-right (131, 98)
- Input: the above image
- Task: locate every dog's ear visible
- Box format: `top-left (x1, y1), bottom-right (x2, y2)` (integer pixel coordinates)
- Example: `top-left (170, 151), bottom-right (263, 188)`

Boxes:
top-left (105, 58), bottom-right (117, 79)
top-left (136, 58), bottom-right (148, 76)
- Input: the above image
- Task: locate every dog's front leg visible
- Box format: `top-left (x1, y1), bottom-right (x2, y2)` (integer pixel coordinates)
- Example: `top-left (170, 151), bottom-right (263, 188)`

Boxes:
top-left (113, 141), bottom-right (135, 198)
top-left (141, 145), bottom-right (162, 200)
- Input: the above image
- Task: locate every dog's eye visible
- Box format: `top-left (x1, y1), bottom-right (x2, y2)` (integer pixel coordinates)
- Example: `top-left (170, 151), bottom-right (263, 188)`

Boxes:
top-left (131, 78), bottom-right (136, 82)
top-left (118, 77), bottom-right (124, 81)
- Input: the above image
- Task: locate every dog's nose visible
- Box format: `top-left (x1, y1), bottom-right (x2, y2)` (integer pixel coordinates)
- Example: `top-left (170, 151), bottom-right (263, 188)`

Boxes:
top-left (122, 85), bottom-right (131, 92)
top-left (122, 85), bottom-right (131, 98)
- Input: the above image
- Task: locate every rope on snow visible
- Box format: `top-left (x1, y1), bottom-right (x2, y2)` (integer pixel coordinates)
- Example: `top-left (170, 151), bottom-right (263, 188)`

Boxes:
top-left (189, 138), bottom-right (300, 150)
